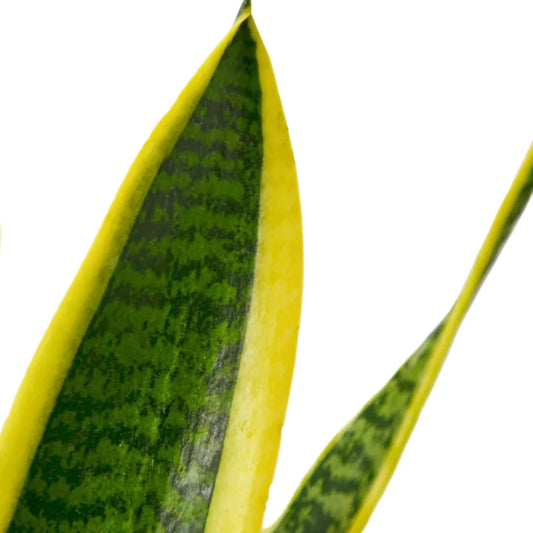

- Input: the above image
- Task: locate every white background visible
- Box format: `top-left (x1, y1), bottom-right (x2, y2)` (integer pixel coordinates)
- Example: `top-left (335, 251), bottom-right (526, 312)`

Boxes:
top-left (1, 1), bottom-right (533, 531)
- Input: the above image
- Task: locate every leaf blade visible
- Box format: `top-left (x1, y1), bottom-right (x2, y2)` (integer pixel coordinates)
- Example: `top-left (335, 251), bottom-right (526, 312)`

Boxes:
top-left (0, 4), bottom-right (302, 532)
top-left (205, 13), bottom-right (303, 533)
top-left (267, 144), bottom-right (533, 533)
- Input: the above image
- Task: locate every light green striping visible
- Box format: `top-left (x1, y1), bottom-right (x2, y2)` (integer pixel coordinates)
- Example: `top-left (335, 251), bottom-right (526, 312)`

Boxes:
top-left (269, 148), bottom-right (533, 533)
top-left (269, 321), bottom-right (445, 532)
top-left (9, 18), bottom-right (262, 533)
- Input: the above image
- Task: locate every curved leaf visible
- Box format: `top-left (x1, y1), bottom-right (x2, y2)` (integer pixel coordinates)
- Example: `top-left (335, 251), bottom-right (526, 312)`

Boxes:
top-left (266, 144), bottom-right (533, 533)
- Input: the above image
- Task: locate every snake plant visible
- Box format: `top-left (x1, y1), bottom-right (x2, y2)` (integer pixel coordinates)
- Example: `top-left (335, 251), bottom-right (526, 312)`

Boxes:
top-left (0, 1), bottom-right (531, 532)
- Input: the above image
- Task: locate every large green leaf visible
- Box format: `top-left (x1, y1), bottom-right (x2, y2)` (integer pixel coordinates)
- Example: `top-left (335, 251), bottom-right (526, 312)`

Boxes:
top-left (266, 144), bottom-right (533, 533)
top-left (0, 3), bottom-right (303, 532)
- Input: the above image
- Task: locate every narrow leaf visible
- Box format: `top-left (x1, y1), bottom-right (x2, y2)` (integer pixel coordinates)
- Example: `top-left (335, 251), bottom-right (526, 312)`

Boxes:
top-left (266, 144), bottom-right (533, 533)
top-left (0, 3), bottom-right (302, 532)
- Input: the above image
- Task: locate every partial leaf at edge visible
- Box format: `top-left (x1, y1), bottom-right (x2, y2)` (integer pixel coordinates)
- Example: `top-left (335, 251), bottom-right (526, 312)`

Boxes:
top-left (0, 2), bottom-right (303, 532)
top-left (265, 144), bottom-right (533, 533)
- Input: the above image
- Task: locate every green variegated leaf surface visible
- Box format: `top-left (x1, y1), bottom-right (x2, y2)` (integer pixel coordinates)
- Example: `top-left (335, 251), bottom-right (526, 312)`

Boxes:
top-left (266, 145), bottom-right (533, 533)
top-left (0, 2), bottom-right (303, 532)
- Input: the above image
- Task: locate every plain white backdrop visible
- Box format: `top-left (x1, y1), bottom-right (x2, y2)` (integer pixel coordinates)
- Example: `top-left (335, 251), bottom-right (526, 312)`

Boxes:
top-left (1, 1), bottom-right (533, 530)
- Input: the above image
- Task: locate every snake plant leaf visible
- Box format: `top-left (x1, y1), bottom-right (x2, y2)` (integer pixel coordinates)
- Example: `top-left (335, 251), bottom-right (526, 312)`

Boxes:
top-left (0, 2), bottom-right (303, 532)
top-left (266, 144), bottom-right (533, 533)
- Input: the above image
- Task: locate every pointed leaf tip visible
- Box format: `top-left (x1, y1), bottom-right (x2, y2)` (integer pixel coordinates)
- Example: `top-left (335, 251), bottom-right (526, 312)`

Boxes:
top-left (236, 0), bottom-right (251, 20)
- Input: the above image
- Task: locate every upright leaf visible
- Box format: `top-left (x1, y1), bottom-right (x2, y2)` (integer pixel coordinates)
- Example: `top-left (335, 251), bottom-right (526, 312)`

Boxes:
top-left (0, 3), bottom-right (303, 532)
top-left (266, 145), bottom-right (533, 533)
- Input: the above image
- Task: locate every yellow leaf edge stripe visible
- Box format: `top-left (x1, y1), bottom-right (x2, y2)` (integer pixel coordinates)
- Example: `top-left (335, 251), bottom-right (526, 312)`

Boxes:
top-left (204, 15), bottom-right (303, 533)
top-left (262, 144), bottom-right (533, 533)
top-left (348, 143), bottom-right (533, 532)
top-left (0, 7), bottom-right (253, 530)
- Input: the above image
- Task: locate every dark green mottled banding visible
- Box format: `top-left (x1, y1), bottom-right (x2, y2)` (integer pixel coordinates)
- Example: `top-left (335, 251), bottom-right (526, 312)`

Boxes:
top-left (10, 20), bottom-right (262, 533)
top-left (270, 156), bottom-right (533, 533)
top-left (270, 321), bottom-right (446, 533)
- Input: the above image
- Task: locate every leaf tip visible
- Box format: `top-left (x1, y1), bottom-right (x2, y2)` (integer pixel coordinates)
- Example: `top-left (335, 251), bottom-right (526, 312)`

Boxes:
top-left (235, 0), bottom-right (252, 21)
